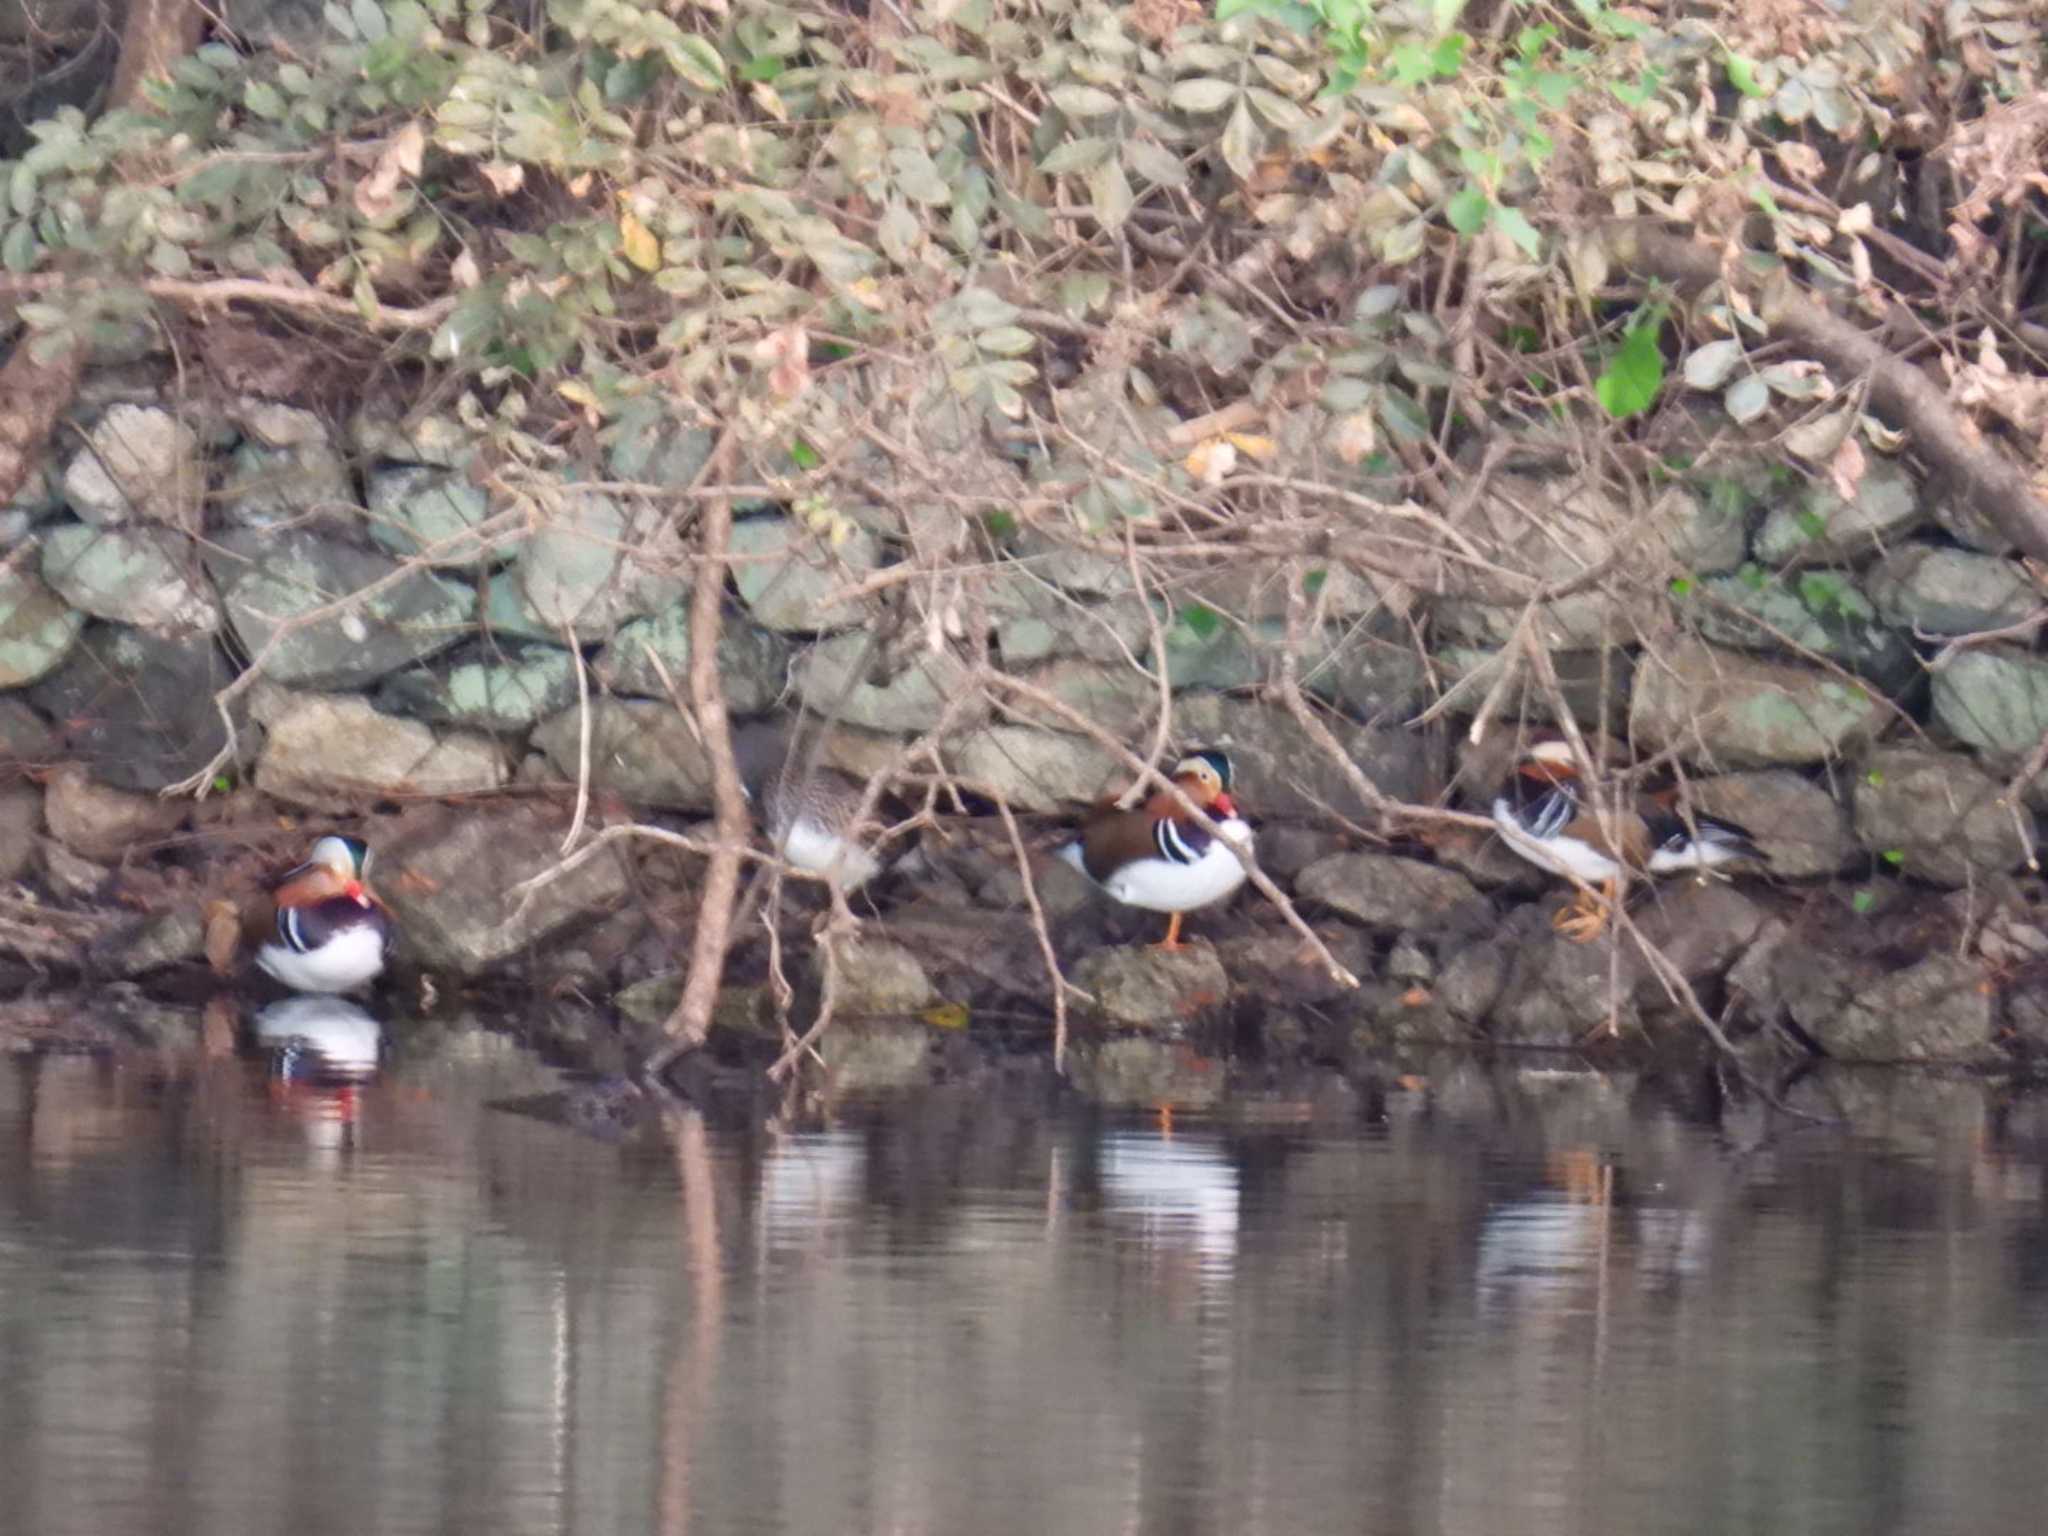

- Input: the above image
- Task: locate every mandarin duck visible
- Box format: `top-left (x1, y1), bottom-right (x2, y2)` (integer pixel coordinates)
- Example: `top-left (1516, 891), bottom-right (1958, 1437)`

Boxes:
top-left (733, 721), bottom-right (902, 892)
top-left (1058, 749), bottom-right (1253, 949)
top-left (207, 834), bottom-right (394, 993)
top-left (1491, 737), bottom-right (1768, 942)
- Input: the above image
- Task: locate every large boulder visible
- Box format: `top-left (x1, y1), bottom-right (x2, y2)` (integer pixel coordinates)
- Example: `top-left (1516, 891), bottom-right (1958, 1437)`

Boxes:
top-left (377, 644), bottom-right (580, 734)
top-left (729, 511), bottom-right (883, 633)
top-left (1788, 952), bottom-right (1994, 1062)
top-left (794, 632), bottom-right (972, 732)
top-left (27, 624), bottom-right (235, 790)
top-left (41, 764), bottom-right (186, 861)
top-left (1173, 693), bottom-right (1440, 819)
top-left (946, 723), bottom-right (1121, 810)
top-left (1691, 572), bottom-right (1914, 690)
top-left (375, 803), bottom-right (634, 975)
top-left (516, 488), bottom-right (684, 640)
top-left (1072, 943), bottom-right (1231, 1032)
top-left (210, 529), bottom-right (476, 688)
top-left (1296, 851), bottom-right (1490, 935)
top-left (529, 697), bottom-right (714, 808)
top-left (364, 465), bottom-right (508, 566)
top-left (1684, 769), bottom-right (1857, 878)
top-left (1851, 747), bottom-right (2030, 887)
top-left (1931, 647), bottom-right (2048, 806)
top-left (253, 691), bottom-right (507, 807)
top-left (1867, 546), bottom-right (2035, 636)
top-left (1752, 458), bottom-right (1925, 566)
top-left (592, 602), bottom-right (790, 714)
top-left (1631, 636), bottom-right (1889, 767)
top-left (61, 403), bottom-right (204, 528)
top-left (0, 563), bottom-right (86, 688)
top-left (39, 523), bottom-right (217, 632)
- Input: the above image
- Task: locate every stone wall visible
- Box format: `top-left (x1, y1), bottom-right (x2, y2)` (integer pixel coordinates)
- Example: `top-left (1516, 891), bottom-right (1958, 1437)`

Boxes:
top-left (5, 376), bottom-right (2048, 1068)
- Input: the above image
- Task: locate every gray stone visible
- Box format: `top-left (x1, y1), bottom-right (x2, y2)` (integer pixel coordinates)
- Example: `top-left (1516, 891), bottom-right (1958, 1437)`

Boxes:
top-left (1794, 953), bottom-right (1994, 1062)
top-left (816, 1020), bottom-right (939, 1093)
top-left (1685, 769), bottom-right (1857, 878)
top-left (1000, 659), bottom-right (1157, 730)
top-left (1932, 494), bottom-right (2016, 556)
top-left (1174, 693), bottom-right (1439, 820)
top-left (1296, 851), bottom-right (1489, 933)
top-left (988, 570), bottom-right (1153, 666)
top-left (216, 437), bottom-right (355, 530)
top-left (376, 803), bottom-right (634, 976)
top-left (39, 523), bottom-right (217, 631)
top-left (530, 697), bottom-right (713, 808)
top-left (1851, 747), bottom-right (2029, 887)
top-left (814, 936), bottom-right (938, 1016)
top-left (729, 511), bottom-right (883, 633)
top-left (1436, 473), bottom-right (1673, 646)
top-left (0, 784), bottom-right (37, 882)
top-left (0, 698), bottom-right (55, 764)
top-left (1867, 546), bottom-right (2035, 636)
top-left (1210, 926), bottom-right (1372, 1007)
top-left (794, 632), bottom-right (972, 732)
top-left (0, 564), bottom-right (86, 688)
top-left (365, 466), bottom-right (508, 566)
top-left (1439, 934), bottom-right (1514, 1022)
top-left (517, 489), bottom-right (684, 641)
top-left (1072, 942), bottom-right (1231, 1032)
top-left (1066, 1037), bottom-right (1225, 1109)
top-left (616, 975), bottom-right (776, 1039)
top-left (377, 645), bottom-right (580, 733)
top-left (349, 408), bottom-right (476, 469)
top-left (27, 625), bottom-right (233, 790)
top-left (1009, 524), bottom-right (1134, 597)
top-left (591, 604), bottom-right (790, 714)
top-left (210, 529), bottom-right (476, 688)
top-left (1631, 636), bottom-right (1888, 767)
top-left (1435, 646), bottom-right (1635, 730)
top-left (946, 724), bottom-right (1121, 811)
top-left (476, 569), bottom-right (569, 645)
top-left (1692, 572), bottom-right (1914, 688)
top-left (89, 908), bottom-right (206, 977)
top-left (61, 404), bottom-right (204, 528)
top-left (231, 399), bottom-right (330, 448)
top-left (1931, 648), bottom-right (2048, 797)
top-left (40, 838), bottom-right (110, 900)
top-left (253, 692), bottom-right (507, 808)
top-left (1657, 483), bottom-right (1749, 576)
top-left (41, 764), bottom-right (186, 861)
top-left (1753, 459), bottom-right (1925, 566)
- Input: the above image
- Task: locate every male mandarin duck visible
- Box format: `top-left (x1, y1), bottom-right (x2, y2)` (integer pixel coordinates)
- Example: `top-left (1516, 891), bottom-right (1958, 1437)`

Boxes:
top-left (207, 834), bottom-right (394, 993)
top-left (733, 721), bottom-right (901, 892)
top-left (1492, 737), bottom-right (1768, 942)
top-left (1058, 749), bottom-right (1253, 949)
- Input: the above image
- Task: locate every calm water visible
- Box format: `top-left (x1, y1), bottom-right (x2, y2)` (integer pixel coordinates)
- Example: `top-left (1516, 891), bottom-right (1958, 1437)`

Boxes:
top-left (4, 1013), bottom-right (2048, 1536)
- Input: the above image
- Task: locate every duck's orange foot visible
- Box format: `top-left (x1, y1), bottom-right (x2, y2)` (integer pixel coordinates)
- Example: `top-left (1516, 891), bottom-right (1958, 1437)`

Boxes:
top-left (1552, 892), bottom-right (1611, 944)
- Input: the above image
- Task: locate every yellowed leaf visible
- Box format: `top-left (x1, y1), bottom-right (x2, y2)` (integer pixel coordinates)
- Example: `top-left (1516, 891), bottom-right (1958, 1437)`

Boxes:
top-left (919, 1001), bottom-right (970, 1031)
top-left (619, 211), bottom-right (660, 273)
top-left (390, 120), bottom-right (426, 178)
top-left (1836, 201), bottom-right (1872, 236)
top-left (479, 161), bottom-right (525, 196)
top-left (1185, 437), bottom-right (1237, 486)
top-left (1223, 431), bottom-right (1276, 461)
top-left (450, 247), bottom-right (480, 289)
top-left (1827, 434), bottom-right (1867, 503)
top-left (567, 172), bottom-right (593, 198)
top-left (1331, 410), bottom-right (1377, 464)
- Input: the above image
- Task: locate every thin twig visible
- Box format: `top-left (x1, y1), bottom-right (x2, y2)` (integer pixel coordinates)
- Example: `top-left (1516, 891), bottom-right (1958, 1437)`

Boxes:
top-left (560, 618), bottom-right (591, 856)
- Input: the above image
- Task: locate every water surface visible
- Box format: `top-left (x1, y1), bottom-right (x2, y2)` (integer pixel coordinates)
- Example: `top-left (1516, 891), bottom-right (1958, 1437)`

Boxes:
top-left (4, 1025), bottom-right (2048, 1536)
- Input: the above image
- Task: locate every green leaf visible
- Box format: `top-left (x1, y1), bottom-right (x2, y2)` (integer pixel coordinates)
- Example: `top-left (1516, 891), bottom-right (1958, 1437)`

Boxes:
top-left (1594, 318), bottom-right (1664, 419)
top-left (1795, 508), bottom-right (1829, 541)
top-left (1725, 53), bottom-right (1767, 98)
top-left (1304, 568), bottom-right (1327, 596)
top-left (1219, 100), bottom-right (1260, 181)
top-left (244, 81), bottom-right (286, 120)
top-left (984, 510), bottom-right (1018, 539)
top-left (1088, 156), bottom-right (1133, 231)
top-left (1851, 888), bottom-right (1875, 915)
top-left (1038, 136), bottom-right (1114, 176)
top-left (1669, 575), bottom-right (1693, 598)
top-left (351, 0), bottom-right (389, 43)
top-left (1, 220), bottom-right (36, 272)
top-left (1490, 202), bottom-right (1542, 259)
top-left (1169, 78), bottom-right (1239, 114)
top-left (1177, 602), bottom-right (1221, 640)
top-left (1445, 185), bottom-right (1489, 235)
top-left (1123, 138), bottom-right (1189, 188)
top-left (1865, 769), bottom-right (1884, 788)
top-left (1882, 848), bottom-right (1905, 867)
top-left (788, 439), bottom-right (822, 470)
top-left (976, 325), bottom-right (1036, 358)
top-left (1051, 84), bottom-right (1121, 119)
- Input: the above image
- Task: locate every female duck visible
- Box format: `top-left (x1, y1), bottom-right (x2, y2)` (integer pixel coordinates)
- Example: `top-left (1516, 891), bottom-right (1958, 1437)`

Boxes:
top-left (1059, 749), bottom-right (1253, 949)
top-left (209, 834), bottom-right (394, 993)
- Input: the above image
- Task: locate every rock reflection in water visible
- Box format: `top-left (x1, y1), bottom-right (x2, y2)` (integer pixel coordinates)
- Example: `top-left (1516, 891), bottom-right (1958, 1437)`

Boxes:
top-left (2, 1040), bottom-right (2048, 1536)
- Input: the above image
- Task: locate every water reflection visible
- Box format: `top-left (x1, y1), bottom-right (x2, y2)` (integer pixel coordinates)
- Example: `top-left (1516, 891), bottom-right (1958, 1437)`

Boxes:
top-left (2, 1030), bottom-right (2048, 1536)
top-left (251, 995), bottom-right (384, 1083)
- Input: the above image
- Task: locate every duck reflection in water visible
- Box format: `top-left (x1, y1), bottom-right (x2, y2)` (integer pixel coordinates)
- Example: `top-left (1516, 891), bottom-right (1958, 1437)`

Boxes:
top-left (249, 995), bottom-right (384, 1154)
